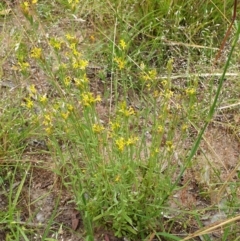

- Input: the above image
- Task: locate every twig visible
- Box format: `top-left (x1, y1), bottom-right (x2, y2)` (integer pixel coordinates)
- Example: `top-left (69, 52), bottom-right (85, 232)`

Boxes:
top-left (214, 0), bottom-right (238, 64)
top-left (157, 72), bottom-right (239, 80)
top-left (218, 102), bottom-right (240, 110)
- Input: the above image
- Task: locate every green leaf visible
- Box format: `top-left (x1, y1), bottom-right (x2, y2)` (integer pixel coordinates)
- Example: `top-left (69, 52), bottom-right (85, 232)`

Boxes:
top-left (123, 213), bottom-right (133, 226)
top-left (125, 225), bottom-right (138, 235)
top-left (156, 232), bottom-right (181, 240)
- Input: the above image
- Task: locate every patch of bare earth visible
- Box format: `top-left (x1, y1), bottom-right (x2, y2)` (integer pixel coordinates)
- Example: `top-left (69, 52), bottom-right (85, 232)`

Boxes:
top-left (170, 124), bottom-right (240, 239)
top-left (0, 154), bottom-right (124, 241)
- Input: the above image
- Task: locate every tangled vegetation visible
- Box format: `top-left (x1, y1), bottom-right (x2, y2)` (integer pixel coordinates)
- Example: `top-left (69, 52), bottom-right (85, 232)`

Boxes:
top-left (0, 0), bottom-right (240, 240)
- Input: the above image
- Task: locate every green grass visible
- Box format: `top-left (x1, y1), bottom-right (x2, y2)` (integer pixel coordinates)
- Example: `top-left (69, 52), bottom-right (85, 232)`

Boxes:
top-left (1, 0), bottom-right (240, 240)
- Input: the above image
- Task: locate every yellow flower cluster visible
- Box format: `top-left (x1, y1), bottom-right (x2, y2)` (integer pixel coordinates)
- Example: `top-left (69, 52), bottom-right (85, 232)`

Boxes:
top-left (22, 97), bottom-right (34, 109)
top-left (119, 39), bottom-right (127, 50)
top-left (157, 125), bottom-right (163, 133)
top-left (166, 141), bottom-right (174, 152)
top-left (110, 121), bottom-right (120, 132)
top-left (20, 1), bottom-right (38, 15)
top-left (21, 84), bottom-right (37, 109)
top-left (141, 69), bottom-right (157, 88)
top-left (64, 76), bottom-right (72, 87)
top-left (115, 136), bottom-right (138, 152)
top-left (17, 61), bottom-right (30, 72)
top-left (163, 89), bottom-right (174, 99)
top-left (68, 0), bottom-right (79, 4)
top-left (92, 124), bottom-right (105, 134)
top-left (65, 34), bottom-right (78, 44)
top-left (185, 87), bottom-right (196, 96)
top-left (72, 59), bottom-right (89, 70)
top-left (114, 57), bottom-right (126, 70)
top-left (39, 94), bottom-right (47, 104)
top-left (31, 47), bottom-right (42, 59)
top-left (68, 0), bottom-right (79, 9)
top-left (61, 111), bottom-right (70, 120)
top-left (49, 38), bottom-right (62, 50)
top-left (81, 92), bottom-right (101, 107)
top-left (29, 84), bottom-right (37, 95)
top-left (43, 113), bottom-right (53, 135)
top-left (67, 41), bottom-right (81, 57)
top-left (74, 74), bottom-right (89, 89)
top-left (115, 175), bottom-right (120, 182)
top-left (118, 101), bottom-right (135, 117)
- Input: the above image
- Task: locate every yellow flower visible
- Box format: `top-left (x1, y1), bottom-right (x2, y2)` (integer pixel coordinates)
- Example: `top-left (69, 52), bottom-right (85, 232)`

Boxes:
top-left (141, 69), bottom-right (157, 82)
top-left (65, 33), bottom-right (74, 40)
top-left (110, 121), bottom-right (120, 131)
top-left (72, 60), bottom-right (79, 69)
top-left (89, 35), bottom-right (95, 42)
top-left (72, 59), bottom-right (88, 69)
top-left (119, 39), bottom-right (127, 50)
top-left (81, 93), bottom-right (93, 106)
top-left (45, 127), bottom-right (52, 135)
top-left (66, 34), bottom-right (78, 44)
top-left (164, 90), bottom-right (173, 99)
top-left (186, 88), bottom-right (196, 96)
top-left (32, 0), bottom-right (38, 4)
top-left (43, 114), bottom-right (52, 126)
top-left (153, 90), bottom-right (160, 98)
top-left (161, 79), bottom-right (168, 86)
top-left (118, 101), bottom-right (135, 117)
top-left (18, 61), bottom-right (30, 71)
top-left (21, 2), bottom-right (30, 14)
top-left (29, 84), bottom-right (37, 95)
top-left (92, 124), bottom-right (105, 134)
top-left (114, 57), bottom-right (126, 70)
top-left (67, 104), bottom-right (74, 112)
top-left (115, 175), bottom-right (120, 182)
top-left (68, 0), bottom-right (79, 9)
top-left (69, 43), bottom-right (77, 50)
top-left (68, 43), bottom-right (81, 57)
top-left (95, 95), bottom-right (101, 102)
top-left (64, 76), bottom-right (72, 87)
top-left (115, 137), bottom-right (125, 152)
top-left (23, 97), bottom-right (34, 109)
top-left (151, 148), bottom-right (159, 157)
top-left (73, 49), bottom-right (81, 57)
top-left (157, 125), bottom-right (163, 133)
top-left (181, 124), bottom-right (188, 131)
top-left (81, 92), bottom-right (101, 106)
top-left (31, 47), bottom-right (42, 59)
top-left (39, 94), bottom-right (47, 104)
top-left (78, 59), bottom-right (88, 70)
top-left (61, 111), bottom-right (70, 120)
top-left (126, 136), bottom-right (138, 146)
top-left (74, 75), bottom-right (89, 89)
top-left (166, 141), bottom-right (174, 152)
top-left (148, 69), bottom-right (157, 79)
top-left (23, 1), bottom-right (29, 7)
top-left (49, 38), bottom-right (62, 50)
